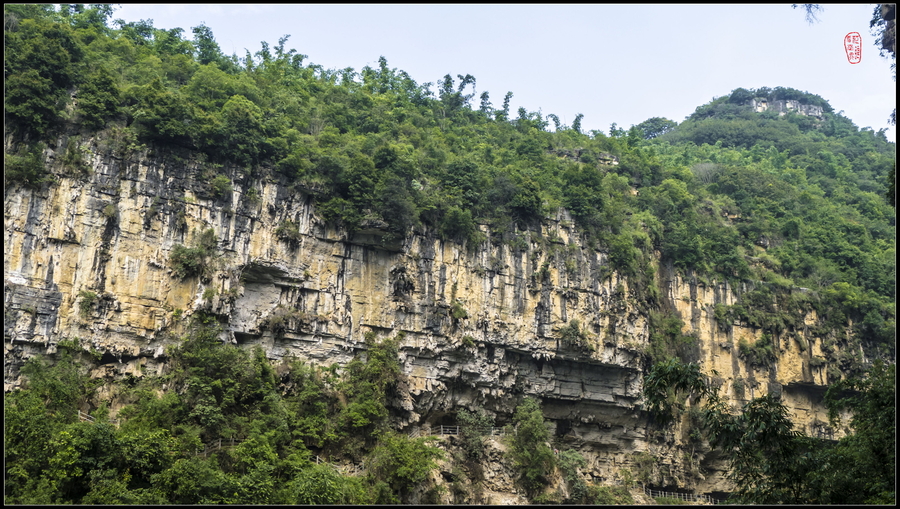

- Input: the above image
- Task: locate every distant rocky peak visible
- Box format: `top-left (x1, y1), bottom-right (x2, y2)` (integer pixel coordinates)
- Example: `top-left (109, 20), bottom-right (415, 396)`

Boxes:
top-left (749, 98), bottom-right (824, 120)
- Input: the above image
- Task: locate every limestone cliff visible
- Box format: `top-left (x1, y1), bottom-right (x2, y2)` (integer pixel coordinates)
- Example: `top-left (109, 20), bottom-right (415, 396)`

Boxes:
top-left (749, 98), bottom-right (825, 119)
top-left (4, 135), bottom-right (862, 497)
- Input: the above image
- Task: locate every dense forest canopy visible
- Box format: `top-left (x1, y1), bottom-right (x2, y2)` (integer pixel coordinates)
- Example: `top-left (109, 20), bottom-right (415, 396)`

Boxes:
top-left (3, 4), bottom-right (896, 505)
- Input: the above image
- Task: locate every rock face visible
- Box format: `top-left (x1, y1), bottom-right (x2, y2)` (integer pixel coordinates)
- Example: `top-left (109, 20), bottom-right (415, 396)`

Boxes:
top-left (3, 137), bottom-right (855, 496)
top-left (749, 98), bottom-right (824, 119)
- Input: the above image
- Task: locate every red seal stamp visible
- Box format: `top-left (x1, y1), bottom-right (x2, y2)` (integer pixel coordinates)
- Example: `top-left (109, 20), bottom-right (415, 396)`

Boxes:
top-left (844, 32), bottom-right (861, 64)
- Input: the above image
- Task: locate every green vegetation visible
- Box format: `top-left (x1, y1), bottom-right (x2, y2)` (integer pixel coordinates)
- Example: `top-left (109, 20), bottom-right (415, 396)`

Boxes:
top-left (244, 186), bottom-right (260, 205)
top-left (505, 397), bottom-right (556, 497)
top-left (101, 203), bottom-right (117, 220)
top-left (263, 305), bottom-right (307, 338)
top-left (738, 333), bottom-right (776, 368)
top-left (274, 220), bottom-right (302, 246)
top-left (457, 408), bottom-right (494, 460)
top-left (558, 318), bottom-right (592, 352)
top-left (821, 359), bottom-right (896, 503)
top-left (62, 139), bottom-right (90, 178)
top-left (647, 311), bottom-right (697, 365)
top-left (3, 7), bottom-right (893, 365)
top-left (591, 485), bottom-right (634, 504)
top-left (633, 451), bottom-right (658, 484)
top-left (643, 357), bottom-right (896, 504)
top-left (2, 5), bottom-right (895, 504)
top-left (78, 290), bottom-right (97, 318)
top-left (209, 174), bottom-right (233, 198)
top-left (4, 143), bottom-right (51, 189)
top-left (4, 319), bottom-right (444, 504)
top-left (366, 431), bottom-right (443, 503)
top-left (450, 301), bottom-right (468, 320)
top-left (169, 228), bottom-right (217, 280)
top-left (558, 449), bottom-right (588, 502)
top-left (547, 447), bottom-right (636, 504)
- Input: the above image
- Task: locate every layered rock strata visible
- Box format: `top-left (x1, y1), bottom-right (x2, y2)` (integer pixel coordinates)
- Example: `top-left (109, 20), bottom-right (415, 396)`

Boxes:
top-left (4, 138), bottom-right (855, 494)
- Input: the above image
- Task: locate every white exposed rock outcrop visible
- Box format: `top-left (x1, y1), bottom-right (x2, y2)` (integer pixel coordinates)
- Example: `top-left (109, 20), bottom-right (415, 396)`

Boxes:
top-left (750, 98), bottom-right (825, 119)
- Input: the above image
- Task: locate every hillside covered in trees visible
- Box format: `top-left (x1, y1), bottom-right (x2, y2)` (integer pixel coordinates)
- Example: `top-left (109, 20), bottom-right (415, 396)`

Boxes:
top-left (4, 4), bottom-right (895, 505)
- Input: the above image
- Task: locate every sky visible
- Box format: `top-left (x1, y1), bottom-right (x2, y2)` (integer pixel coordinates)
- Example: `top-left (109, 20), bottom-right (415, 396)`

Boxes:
top-left (110, 4), bottom-right (896, 141)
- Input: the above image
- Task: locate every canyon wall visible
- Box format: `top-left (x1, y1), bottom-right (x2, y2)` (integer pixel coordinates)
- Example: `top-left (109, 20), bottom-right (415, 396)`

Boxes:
top-left (4, 136), bottom-right (854, 495)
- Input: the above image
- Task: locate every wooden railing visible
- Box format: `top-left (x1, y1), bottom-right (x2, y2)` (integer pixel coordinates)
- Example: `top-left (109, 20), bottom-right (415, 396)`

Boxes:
top-left (813, 427), bottom-right (836, 441)
top-left (194, 438), bottom-right (246, 458)
top-left (314, 455), bottom-right (363, 476)
top-left (436, 425), bottom-right (510, 436)
top-left (77, 410), bottom-right (118, 427)
top-left (644, 485), bottom-right (723, 504)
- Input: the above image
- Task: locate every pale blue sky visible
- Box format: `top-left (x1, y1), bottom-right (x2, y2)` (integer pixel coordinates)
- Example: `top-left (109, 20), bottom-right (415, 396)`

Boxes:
top-left (111, 4), bottom-right (896, 141)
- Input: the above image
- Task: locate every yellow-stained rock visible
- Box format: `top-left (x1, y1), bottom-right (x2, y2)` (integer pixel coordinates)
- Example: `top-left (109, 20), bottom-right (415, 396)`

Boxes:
top-left (3, 143), bottom-right (874, 498)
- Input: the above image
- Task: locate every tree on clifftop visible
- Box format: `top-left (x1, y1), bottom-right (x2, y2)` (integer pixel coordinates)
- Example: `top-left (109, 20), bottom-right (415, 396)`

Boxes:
top-left (634, 117), bottom-right (678, 140)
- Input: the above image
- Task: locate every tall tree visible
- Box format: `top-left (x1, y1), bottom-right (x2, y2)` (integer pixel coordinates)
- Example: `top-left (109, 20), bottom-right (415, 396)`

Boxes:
top-left (497, 91), bottom-right (513, 121)
top-left (192, 23), bottom-right (224, 66)
top-left (572, 113), bottom-right (584, 134)
top-left (478, 91), bottom-right (492, 116)
top-left (634, 116), bottom-right (678, 140)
